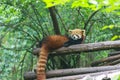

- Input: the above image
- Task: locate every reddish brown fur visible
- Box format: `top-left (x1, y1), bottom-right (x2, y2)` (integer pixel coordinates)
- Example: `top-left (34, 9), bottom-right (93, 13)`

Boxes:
top-left (37, 35), bottom-right (69, 80)
top-left (37, 29), bottom-right (85, 80)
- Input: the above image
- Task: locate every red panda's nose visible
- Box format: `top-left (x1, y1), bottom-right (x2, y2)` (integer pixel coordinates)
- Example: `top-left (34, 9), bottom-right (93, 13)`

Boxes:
top-left (71, 35), bottom-right (82, 40)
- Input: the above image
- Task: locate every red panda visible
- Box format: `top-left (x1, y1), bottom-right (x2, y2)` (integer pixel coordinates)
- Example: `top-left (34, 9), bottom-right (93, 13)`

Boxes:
top-left (37, 29), bottom-right (85, 80)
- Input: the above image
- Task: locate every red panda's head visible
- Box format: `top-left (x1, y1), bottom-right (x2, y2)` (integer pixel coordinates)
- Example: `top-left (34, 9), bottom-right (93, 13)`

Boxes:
top-left (69, 29), bottom-right (85, 40)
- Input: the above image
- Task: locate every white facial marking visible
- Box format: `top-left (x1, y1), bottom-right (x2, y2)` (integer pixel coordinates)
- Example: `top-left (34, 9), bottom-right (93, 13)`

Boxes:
top-left (71, 34), bottom-right (82, 40)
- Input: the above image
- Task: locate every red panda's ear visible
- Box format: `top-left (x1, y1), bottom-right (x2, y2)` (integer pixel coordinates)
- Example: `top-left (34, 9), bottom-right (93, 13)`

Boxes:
top-left (82, 30), bottom-right (86, 36)
top-left (68, 30), bottom-right (72, 33)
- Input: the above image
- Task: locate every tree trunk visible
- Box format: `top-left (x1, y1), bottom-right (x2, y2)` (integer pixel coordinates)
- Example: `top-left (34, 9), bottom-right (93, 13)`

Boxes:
top-left (49, 7), bottom-right (60, 35)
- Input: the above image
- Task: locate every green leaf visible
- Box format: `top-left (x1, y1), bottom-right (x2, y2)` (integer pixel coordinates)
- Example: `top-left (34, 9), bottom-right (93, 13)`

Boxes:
top-left (109, 25), bottom-right (114, 29)
top-left (72, 0), bottom-right (100, 10)
top-left (72, 0), bottom-right (89, 8)
top-left (43, 0), bottom-right (70, 8)
top-left (102, 25), bottom-right (114, 30)
top-left (101, 26), bottom-right (108, 30)
top-left (111, 35), bottom-right (118, 40)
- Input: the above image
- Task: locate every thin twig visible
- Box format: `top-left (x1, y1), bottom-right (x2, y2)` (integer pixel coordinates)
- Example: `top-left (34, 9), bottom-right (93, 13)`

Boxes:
top-left (86, 21), bottom-right (95, 36)
top-left (77, 7), bottom-right (85, 22)
top-left (54, 7), bottom-right (68, 33)
top-left (84, 9), bottom-right (100, 29)
top-left (30, 4), bottom-right (47, 37)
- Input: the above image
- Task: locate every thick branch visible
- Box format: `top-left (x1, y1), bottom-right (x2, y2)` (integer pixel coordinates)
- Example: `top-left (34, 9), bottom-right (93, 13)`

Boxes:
top-left (24, 65), bottom-right (120, 80)
top-left (33, 40), bottom-right (120, 55)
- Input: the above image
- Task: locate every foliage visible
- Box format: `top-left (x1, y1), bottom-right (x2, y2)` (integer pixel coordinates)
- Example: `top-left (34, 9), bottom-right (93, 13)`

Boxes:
top-left (102, 25), bottom-right (120, 40)
top-left (43, 0), bottom-right (70, 7)
top-left (44, 0), bottom-right (120, 12)
top-left (0, 0), bottom-right (120, 80)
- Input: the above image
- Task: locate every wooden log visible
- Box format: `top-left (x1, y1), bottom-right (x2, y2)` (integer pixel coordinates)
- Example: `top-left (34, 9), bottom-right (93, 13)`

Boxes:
top-left (108, 51), bottom-right (120, 56)
top-left (46, 65), bottom-right (120, 77)
top-left (47, 69), bottom-right (120, 80)
top-left (24, 71), bottom-right (36, 80)
top-left (107, 59), bottom-right (120, 65)
top-left (24, 65), bottom-right (120, 80)
top-left (91, 54), bottom-right (120, 66)
top-left (33, 40), bottom-right (120, 56)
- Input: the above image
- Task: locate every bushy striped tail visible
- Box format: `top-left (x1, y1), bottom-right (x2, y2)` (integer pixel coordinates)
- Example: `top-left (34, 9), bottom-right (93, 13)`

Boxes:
top-left (37, 47), bottom-right (48, 80)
